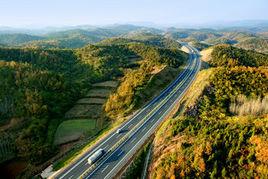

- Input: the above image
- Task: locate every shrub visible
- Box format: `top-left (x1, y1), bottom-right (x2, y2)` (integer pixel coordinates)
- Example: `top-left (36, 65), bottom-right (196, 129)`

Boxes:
top-left (230, 95), bottom-right (268, 116)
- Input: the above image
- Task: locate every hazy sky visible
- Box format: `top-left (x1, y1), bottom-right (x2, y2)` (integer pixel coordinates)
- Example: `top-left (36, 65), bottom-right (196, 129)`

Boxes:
top-left (0, 0), bottom-right (267, 27)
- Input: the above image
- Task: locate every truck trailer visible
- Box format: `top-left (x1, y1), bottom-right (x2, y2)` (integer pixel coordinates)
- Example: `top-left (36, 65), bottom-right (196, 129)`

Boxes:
top-left (87, 149), bottom-right (105, 165)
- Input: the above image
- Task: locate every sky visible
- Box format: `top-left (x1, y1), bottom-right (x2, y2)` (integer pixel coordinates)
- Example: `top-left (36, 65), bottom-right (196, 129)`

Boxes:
top-left (0, 0), bottom-right (267, 27)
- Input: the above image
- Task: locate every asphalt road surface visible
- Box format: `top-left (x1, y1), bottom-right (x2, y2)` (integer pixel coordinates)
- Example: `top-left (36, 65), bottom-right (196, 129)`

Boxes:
top-left (53, 43), bottom-right (201, 179)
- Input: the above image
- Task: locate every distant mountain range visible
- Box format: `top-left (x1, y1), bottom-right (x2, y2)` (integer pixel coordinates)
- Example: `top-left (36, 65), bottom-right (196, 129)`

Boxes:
top-left (0, 25), bottom-right (163, 48)
top-left (0, 21), bottom-right (268, 49)
top-left (1, 20), bottom-right (268, 34)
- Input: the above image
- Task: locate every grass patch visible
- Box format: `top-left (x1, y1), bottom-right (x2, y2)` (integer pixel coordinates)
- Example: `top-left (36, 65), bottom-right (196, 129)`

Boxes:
top-left (46, 118), bottom-right (64, 145)
top-left (54, 119), bottom-right (96, 145)
top-left (53, 122), bottom-right (111, 170)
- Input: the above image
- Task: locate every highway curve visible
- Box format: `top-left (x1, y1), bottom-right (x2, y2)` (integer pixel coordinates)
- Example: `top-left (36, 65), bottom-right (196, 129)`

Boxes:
top-left (53, 43), bottom-right (201, 179)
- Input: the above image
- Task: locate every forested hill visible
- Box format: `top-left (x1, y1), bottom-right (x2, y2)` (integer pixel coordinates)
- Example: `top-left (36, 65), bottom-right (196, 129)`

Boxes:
top-left (0, 25), bottom-right (162, 49)
top-left (0, 33), bottom-right (44, 45)
top-left (0, 48), bottom-right (98, 166)
top-left (0, 36), bottom-right (187, 177)
top-left (98, 33), bottom-right (182, 49)
top-left (210, 45), bottom-right (268, 67)
top-left (236, 38), bottom-right (268, 54)
top-left (24, 29), bottom-right (112, 49)
top-left (150, 45), bottom-right (268, 178)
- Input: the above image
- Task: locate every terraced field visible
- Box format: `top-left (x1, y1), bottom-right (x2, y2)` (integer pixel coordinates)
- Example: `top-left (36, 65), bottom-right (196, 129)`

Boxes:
top-left (85, 89), bottom-right (111, 98)
top-left (92, 81), bottom-right (119, 88)
top-left (65, 80), bottom-right (118, 119)
top-left (55, 80), bottom-right (119, 144)
top-left (76, 98), bottom-right (107, 105)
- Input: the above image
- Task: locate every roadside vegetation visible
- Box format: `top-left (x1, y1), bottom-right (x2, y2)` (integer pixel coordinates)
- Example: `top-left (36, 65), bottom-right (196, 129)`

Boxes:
top-left (150, 44), bottom-right (268, 178)
top-left (123, 142), bottom-right (151, 179)
top-left (105, 43), bottom-right (187, 118)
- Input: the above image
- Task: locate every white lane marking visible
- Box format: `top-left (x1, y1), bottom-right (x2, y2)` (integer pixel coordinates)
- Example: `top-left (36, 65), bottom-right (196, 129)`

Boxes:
top-left (58, 132), bottom-right (115, 179)
top-left (116, 135), bottom-right (120, 139)
top-left (103, 145), bottom-right (109, 150)
top-left (104, 108), bottom-right (170, 179)
top-left (129, 123), bottom-right (134, 128)
top-left (101, 165), bottom-right (110, 173)
top-left (68, 175), bottom-right (73, 179)
top-left (130, 137), bottom-right (137, 144)
top-left (117, 150), bottom-right (124, 157)
top-left (158, 111), bottom-right (162, 115)
top-left (84, 162), bottom-right (88, 166)
top-left (141, 127), bottom-right (147, 132)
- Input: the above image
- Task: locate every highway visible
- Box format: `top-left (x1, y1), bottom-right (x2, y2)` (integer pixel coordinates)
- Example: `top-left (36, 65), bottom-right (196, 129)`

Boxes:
top-left (53, 43), bottom-right (201, 179)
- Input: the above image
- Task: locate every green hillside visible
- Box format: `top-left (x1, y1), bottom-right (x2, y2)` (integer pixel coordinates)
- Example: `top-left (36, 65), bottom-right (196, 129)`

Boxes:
top-left (0, 33), bottom-right (44, 45)
top-left (0, 25), bottom-right (157, 49)
top-left (205, 32), bottom-right (255, 45)
top-left (210, 45), bottom-right (268, 67)
top-left (165, 28), bottom-right (222, 42)
top-left (23, 29), bottom-right (112, 49)
top-left (0, 35), bottom-right (186, 177)
top-left (236, 38), bottom-right (268, 54)
top-left (99, 32), bottom-right (182, 49)
top-left (150, 46), bottom-right (268, 178)
top-left (105, 43), bottom-right (187, 118)
top-left (165, 29), bottom-right (256, 46)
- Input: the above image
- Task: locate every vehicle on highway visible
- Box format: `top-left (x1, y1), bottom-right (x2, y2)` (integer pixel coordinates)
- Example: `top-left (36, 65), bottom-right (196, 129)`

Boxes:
top-left (116, 128), bottom-right (123, 134)
top-left (87, 149), bottom-right (105, 165)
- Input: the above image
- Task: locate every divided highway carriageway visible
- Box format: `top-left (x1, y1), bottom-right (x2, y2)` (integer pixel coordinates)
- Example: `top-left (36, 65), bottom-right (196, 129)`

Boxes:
top-left (53, 42), bottom-right (201, 179)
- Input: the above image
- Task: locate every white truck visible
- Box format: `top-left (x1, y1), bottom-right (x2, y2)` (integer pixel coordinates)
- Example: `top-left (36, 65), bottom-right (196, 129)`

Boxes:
top-left (87, 149), bottom-right (105, 165)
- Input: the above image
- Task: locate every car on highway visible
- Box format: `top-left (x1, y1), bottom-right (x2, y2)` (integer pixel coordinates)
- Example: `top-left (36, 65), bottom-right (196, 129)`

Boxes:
top-left (116, 128), bottom-right (123, 134)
